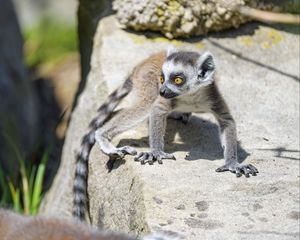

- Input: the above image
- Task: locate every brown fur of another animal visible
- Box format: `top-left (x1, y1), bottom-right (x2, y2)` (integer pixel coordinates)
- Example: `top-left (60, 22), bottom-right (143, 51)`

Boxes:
top-left (0, 209), bottom-right (134, 240)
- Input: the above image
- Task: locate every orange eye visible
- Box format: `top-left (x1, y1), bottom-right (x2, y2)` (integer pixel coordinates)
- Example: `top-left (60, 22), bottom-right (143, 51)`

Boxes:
top-left (160, 76), bottom-right (164, 84)
top-left (174, 77), bottom-right (183, 85)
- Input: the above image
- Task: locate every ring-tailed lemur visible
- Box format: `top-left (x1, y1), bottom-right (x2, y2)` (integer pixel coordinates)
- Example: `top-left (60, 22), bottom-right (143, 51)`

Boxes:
top-left (73, 48), bottom-right (258, 221)
top-left (0, 208), bottom-right (180, 240)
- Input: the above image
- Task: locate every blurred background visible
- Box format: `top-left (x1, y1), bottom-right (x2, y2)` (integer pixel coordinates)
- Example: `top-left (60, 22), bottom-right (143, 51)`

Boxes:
top-left (0, 0), bottom-right (79, 214)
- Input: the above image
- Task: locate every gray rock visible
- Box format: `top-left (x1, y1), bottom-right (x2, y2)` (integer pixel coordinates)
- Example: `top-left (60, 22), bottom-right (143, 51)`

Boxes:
top-left (112, 0), bottom-right (290, 39)
top-left (41, 15), bottom-right (300, 240)
top-left (77, 0), bottom-right (112, 97)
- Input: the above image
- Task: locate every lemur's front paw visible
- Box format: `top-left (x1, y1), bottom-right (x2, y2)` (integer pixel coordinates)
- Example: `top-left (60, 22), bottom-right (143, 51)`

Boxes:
top-left (108, 146), bottom-right (137, 159)
top-left (216, 163), bottom-right (258, 178)
top-left (134, 150), bottom-right (175, 165)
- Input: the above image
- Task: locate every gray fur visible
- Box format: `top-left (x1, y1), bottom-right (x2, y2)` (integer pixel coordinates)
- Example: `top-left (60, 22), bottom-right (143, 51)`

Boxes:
top-left (73, 49), bottom-right (258, 221)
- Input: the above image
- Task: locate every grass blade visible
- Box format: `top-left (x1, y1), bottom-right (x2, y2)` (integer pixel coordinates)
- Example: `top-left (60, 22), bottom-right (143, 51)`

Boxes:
top-left (4, 133), bottom-right (31, 215)
top-left (31, 151), bottom-right (48, 214)
top-left (29, 165), bottom-right (37, 199)
top-left (8, 181), bottom-right (21, 212)
top-left (19, 160), bottom-right (30, 215)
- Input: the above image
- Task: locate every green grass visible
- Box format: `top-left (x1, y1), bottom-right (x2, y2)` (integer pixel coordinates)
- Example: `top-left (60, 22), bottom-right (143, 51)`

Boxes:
top-left (0, 134), bottom-right (49, 215)
top-left (24, 20), bottom-right (77, 67)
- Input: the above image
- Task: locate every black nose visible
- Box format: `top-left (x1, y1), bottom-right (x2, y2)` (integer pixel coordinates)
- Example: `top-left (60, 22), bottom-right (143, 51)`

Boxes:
top-left (159, 88), bottom-right (166, 97)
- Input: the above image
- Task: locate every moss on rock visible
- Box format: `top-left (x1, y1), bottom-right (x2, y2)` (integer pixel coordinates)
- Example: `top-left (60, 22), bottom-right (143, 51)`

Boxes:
top-left (112, 0), bottom-right (286, 39)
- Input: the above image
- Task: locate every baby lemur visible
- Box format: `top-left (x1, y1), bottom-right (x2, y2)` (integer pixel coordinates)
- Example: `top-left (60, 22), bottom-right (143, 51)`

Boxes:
top-left (0, 208), bottom-right (177, 240)
top-left (73, 48), bottom-right (258, 220)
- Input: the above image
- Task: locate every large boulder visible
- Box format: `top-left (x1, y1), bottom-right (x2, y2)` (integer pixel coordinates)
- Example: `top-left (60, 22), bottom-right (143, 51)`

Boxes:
top-left (112, 0), bottom-right (295, 39)
top-left (41, 13), bottom-right (299, 240)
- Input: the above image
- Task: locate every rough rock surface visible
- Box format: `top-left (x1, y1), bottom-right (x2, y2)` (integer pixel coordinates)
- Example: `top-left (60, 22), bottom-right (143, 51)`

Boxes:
top-left (77, 0), bottom-right (112, 97)
top-left (112, 0), bottom-right (283, 39)
top-left (41, 15), bottom-right (300, 240)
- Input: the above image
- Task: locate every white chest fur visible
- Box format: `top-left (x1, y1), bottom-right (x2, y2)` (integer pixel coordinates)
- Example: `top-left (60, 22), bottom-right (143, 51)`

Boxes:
top-left (173, 88), bottom-right (211, 113)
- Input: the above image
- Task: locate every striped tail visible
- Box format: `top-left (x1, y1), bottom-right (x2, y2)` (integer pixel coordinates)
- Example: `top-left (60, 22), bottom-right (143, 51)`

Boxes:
top-left (72, 79), bottom-right (132, 221)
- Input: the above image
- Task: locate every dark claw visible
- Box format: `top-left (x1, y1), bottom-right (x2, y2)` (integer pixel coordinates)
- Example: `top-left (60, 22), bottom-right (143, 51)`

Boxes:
top-left (140, 153), bottom-right (148, 161)
top-left (148, 154), bottom-right (153, 164)
top-left (216, 163), bottom-right (258, 178)
top-left (234, 166), bottom-right (242, 177)
top-left (134, 151), bottom-right (174, 165)
top-left (215, 166), bottom-right (229, 172)
top-left (242, 167), bottom-right (250, 177)
top-left (248, 164), bottom-right (259, 173)
top-left (148, 160), bottom-right (154, 165)
top-left (134, 152), bottom-right (143, 161)
top-left (138, 153), bottom-right (148, 164)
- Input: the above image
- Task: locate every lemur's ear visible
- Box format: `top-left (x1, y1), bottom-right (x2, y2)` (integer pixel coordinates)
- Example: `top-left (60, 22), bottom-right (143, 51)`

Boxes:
top-left (167, 45), bottom-right (178, 57)
top-left (198, 51), bottom-right (215, 70)
top-left (197, 51), bottom-right (216, 83)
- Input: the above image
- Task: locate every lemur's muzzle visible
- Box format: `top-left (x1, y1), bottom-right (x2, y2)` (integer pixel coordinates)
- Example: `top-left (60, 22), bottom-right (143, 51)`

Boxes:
top-left (159, 86), bottom-right (179, 99)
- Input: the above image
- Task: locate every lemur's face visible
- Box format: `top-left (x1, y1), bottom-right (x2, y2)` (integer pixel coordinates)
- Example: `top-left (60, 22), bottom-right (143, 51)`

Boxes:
top-left (159, 49), bottom-right (215, 99)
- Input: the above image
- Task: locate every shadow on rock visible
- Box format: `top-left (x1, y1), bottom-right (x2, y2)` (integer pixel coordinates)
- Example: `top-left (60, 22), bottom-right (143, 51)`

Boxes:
top-left (256, 146), bottom-right (300, 161)
top-left (106, 158), bottom-right (126, 172)
top-left (118, 115), bottom-right (249, 164)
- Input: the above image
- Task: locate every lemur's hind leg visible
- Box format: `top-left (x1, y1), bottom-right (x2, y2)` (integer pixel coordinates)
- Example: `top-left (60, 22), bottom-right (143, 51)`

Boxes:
top-left (168, 111), bottom-right (191, 124)
top-left (95, 104), bottom-right (151, 159)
